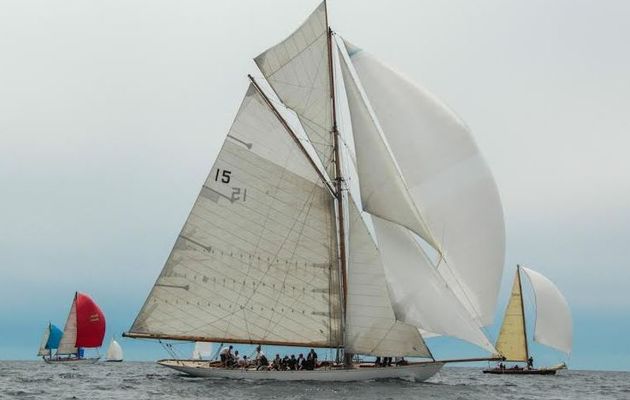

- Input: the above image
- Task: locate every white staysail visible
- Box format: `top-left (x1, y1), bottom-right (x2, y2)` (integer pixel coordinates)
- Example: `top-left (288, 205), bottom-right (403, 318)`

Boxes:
top-left (128, 84), bottom-right (342, 347)
top-left (106, 339), bottom-right (124, 361)
top-left (521, 267), bottom-right (572, 354)
top-left (345, 199), bottom-right (430, 357)
top-left (192, 342), bottom-right (213, 360)
top-left (37, 327), bottom-right (50, 357)
top-left (338, 38), bottom-right (505, 327)
top-left (255, 2), bottom-right (334, 173)
top-left (372, 217), bottom-right (496, 354)
top-left (58, 299), bottom-right (78, 354)
top-left (337, 44), bottom-right (439, 251)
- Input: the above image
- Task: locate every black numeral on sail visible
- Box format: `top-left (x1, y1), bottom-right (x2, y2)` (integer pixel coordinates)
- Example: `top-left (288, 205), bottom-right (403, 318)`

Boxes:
top-left (215, 169), bottom-right (231, 184)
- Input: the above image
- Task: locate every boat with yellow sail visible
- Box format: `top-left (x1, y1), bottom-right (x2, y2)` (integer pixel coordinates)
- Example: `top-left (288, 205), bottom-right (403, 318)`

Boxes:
top-left (484, 265), bottom-right (572, 375)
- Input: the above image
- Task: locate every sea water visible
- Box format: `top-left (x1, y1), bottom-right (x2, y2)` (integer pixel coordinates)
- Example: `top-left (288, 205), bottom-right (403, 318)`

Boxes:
top-left (1, 361), bottom-right (628, 400)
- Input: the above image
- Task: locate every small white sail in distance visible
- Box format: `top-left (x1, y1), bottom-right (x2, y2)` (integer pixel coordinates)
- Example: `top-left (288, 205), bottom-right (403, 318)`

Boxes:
top-left (106, 338), bottom-right (123, 361)
top-left (521, 267), bottom-right (573, 355)
top-left (192, 342), bottom-right (213, 360)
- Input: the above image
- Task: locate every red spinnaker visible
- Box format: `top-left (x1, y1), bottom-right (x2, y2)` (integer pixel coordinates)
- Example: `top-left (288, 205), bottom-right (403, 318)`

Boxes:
top-left (75, 292), bottom-right (106, 348)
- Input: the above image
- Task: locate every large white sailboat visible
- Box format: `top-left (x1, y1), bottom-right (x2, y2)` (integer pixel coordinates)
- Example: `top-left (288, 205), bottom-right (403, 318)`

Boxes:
top-left (124, 1), bottom-right (506, 381)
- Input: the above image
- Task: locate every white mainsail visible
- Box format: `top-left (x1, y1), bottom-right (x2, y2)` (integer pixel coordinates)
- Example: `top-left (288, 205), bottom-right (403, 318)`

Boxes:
top-left (338, 39), bottom-right (505, 327)
top-left (58, 299), bottom-right (78, 354)
top-left (106, 339), bottom-right (124, 361)
top-left (372, 217), bottom-right (496, 354)
top-left (255, 2), bottom-right (334, 174)
top-left (192, 342), bottom-right (213, 360)
top-left (521, 267), bottom-right (572, 354)
top-left (345, 199), bottom-right (430, 357)
top-left (128, 83), bottom-right (342, 347)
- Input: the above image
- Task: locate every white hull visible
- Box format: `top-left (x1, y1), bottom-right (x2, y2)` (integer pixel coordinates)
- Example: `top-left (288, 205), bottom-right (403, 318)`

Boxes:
top-left (158, 359), bottom-right (444, 382)
top-left (43, 357), bottom-right (100, 364)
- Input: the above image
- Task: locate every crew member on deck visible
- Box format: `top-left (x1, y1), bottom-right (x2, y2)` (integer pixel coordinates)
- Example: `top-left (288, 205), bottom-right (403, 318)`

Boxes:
top-left (527, 356), bottom-right (534, 369)
top-left (306, 349), bottom-right (318, 370)
top-left (219, 345), bottom-right (233, 367)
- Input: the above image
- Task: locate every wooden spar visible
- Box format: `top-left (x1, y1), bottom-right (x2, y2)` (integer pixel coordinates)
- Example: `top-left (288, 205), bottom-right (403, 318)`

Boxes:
top-left (324, 1), bottom-right (350, 365)
top-left (435, 356), bottom-right (504, 364)
top-left (246, 75), bottom-right (336, 196)
top-left (517, 264), bottom-right (530, 360)
top-left (122, 331), bottom-right (338, 349)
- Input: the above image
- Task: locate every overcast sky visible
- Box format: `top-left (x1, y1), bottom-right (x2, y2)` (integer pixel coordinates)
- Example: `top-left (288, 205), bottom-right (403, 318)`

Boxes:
top-left (1, 0), bottom-right (629, 370)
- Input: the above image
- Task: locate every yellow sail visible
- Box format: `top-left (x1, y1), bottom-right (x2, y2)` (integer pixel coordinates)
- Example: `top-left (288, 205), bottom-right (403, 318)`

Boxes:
top-left (495, 268), bottom-right (528, 361)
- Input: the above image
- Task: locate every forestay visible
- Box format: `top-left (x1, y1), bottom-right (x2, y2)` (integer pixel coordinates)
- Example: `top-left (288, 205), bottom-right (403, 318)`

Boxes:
top-left (521, 267), bottom-right (572, 354)
top-left (255, 2), bottom-right (334, 174)
top-left (339, 38), bottom-right (505, 327)
top-left (345, 199), bottom-right (430, 357)
top-left (128, 84), bottom-right (343, 348)
top-left (372, 217), bottom-right (497, 354)
top-left (495, 270), bottom-right (528, 361)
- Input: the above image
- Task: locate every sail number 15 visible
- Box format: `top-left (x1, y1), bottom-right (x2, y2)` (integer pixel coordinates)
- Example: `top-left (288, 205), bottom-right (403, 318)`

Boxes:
top-left (215, 169), bottom-right (231, 184)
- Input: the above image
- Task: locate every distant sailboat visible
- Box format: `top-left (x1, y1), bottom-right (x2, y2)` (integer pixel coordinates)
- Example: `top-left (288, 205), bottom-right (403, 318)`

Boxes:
top-left (192, 342), bottom-right (213, 360)
top-left (124, 1), bottom-right (506, 381)
top-left (484, 265), bottom-right (572, 375)
top-left (37, 323), bottom-right (63, 358)
top-left (43, 292), bottom-right (106, 364)
top-left (106, 338), bottom-right (124, 362)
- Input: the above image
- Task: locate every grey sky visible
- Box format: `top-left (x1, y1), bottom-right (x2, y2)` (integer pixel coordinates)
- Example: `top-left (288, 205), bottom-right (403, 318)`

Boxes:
top-left (1, 0), bottom-right (629, 366)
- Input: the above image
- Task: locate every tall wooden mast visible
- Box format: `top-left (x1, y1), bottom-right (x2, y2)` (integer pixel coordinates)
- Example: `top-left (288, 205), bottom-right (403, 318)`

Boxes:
top-left (324, 0), bottom-right (350, 364)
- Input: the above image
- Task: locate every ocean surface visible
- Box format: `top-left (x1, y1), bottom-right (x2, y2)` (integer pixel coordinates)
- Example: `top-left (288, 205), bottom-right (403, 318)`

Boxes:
top-left (1, 361), bottom-right (628, 400)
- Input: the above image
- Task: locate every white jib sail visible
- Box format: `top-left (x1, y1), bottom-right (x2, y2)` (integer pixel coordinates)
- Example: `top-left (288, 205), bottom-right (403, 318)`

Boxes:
top-left (192, 342), bottom-right (213, 360)
top-left (521, 267), bottom-right (573, 354)
top-left (128, 84), bottom-right (342, 347)
top-left (57, 298), bottom-right (78, 354)
top-left (37, 326), bottom-right (50, 356)
top-left (337, 42), bottom-right (440, 252)
top-left (339, 38), bottom-right (505, 327)
top-left (255, 1), bottom-right (334, 174)
top-left (372, 217), bottom-right (497, 354)
top-left (106, 339), bottom-right (123, 361)
top-left (345, 198), bottom-right (430, 357)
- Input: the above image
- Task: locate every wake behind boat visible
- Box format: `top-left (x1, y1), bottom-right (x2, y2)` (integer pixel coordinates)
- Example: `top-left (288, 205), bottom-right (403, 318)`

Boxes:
top-left (483, 265), bottom-right (572, 375)
top-left (41, 292), bottom-right (106, 364)
top-left (124, 0), bottom-right (507, 381)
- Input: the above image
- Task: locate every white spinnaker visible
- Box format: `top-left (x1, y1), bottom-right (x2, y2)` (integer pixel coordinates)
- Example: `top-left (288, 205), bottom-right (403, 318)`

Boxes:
top-left (37, 326), bottom-right (50, 356)
top-left (255, 2), bottom-right (334, 173)
top-left (106, 339), bottom-right (124, 361)
top-left (129, 84), bottom-right (342, 347)
top-left (192, 342), bottom-right (214, 360)
top-left (340, 38), bottom-right (505, 326)
top-left (521, 267), bottom-right (572, 354)
top-left (345, 199), bottom-right (430, 357)
top-left (373, 217), bottom-right (497, 354)
top-left (58, 299), bottom-right (78, 354)
top-left (337, 43), bottom-right (440, 251)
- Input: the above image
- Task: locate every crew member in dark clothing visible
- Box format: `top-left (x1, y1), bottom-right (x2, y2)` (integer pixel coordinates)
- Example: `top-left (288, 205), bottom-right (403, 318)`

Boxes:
top-left (527, 356), bottom-right (534, 369)
top-left (306, 349), bottom-right (318, 370)
top-left (297, 353), bottom-right (305, 370)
